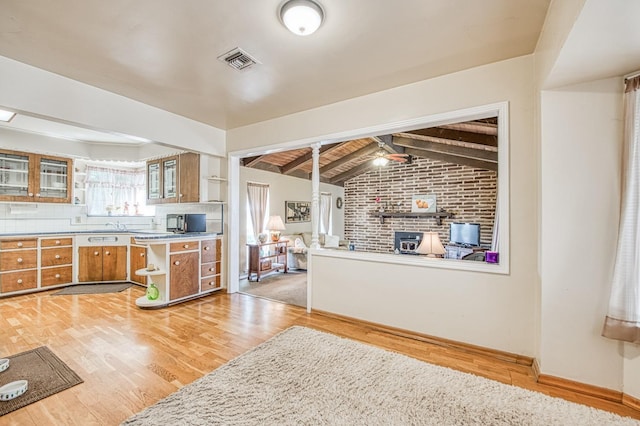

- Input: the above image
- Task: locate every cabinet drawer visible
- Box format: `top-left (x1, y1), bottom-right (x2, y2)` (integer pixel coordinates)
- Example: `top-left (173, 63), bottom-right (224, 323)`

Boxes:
top-left (1, 269), bottom-right (37, 293)
top-left (41, 266), bottom-right (73, 287)
top-left (41, 247), bottom-right (73, 267)
top-left (170, 241), bottom-right (198, 252)
top-left (201, 275), bottom-right (221, 291)
top-left (201, 239), bottom-right (221, 263)
top-left (41, 237), bottom-right (73, 247)
top-left (0, 239), bottom-right (37, 250)
top-left (201, 261), bottom-right (221, 277)
top-left (0, 250), bottom-right (37, 271)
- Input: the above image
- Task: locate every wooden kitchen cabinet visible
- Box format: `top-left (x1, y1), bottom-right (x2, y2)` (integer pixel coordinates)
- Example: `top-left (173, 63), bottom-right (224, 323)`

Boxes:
top-left (129, 244), bottom-right (147, 285)
top-left (0, 238), bottom-right (38, 294)
top-left (40, 237), bottom-right (73, 287)
top-left (0, 149), bottom-right (72, 203)
top-left (169, 251), bottom-right (199, 300)
top-left (146, 152), bottom-right (199, 204)
top-left (78, 246), bottom-right (127, 282)
top-left (201, 238), bottom-right (222, 292)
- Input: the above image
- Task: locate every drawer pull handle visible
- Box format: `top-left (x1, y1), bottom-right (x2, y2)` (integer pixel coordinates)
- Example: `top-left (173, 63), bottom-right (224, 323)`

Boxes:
top-left (17, 258), bottom-right (23, 263)
top-left (55, 254), bottom-right (61, 259)
top-left (55, 240), bottom-right (61, 245)
top-left (204, 246), bottom-right (210, 250)
top-left (105, 251), bottom-right (110, 255)
top-left (94, 251), bottom-right (100, 256)
top-left (28, 193), bottom-right (33, 197)
top-left (140, 253), bottom-right (145, 257)
top-left (209, 268), bottom-right (214, 272)
top-left (35, 193), bottom-right (40, 197)
top-left (17, 279), bottom-right (23, 284)
top-left (174, 261), bottom-right (180, 266)
top-left (17, 242), bottom-right (23, 247)
top-left (55, 274), bottom-right (61, 279)
top-left (183, 244), bottom-right (189, 249)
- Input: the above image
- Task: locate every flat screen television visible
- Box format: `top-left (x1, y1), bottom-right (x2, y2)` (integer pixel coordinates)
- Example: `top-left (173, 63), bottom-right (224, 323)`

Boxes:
top-left (449, 222), bottom-right (481, 247)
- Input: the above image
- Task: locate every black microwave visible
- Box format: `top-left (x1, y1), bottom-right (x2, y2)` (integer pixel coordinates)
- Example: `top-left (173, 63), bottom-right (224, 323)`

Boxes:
top-left (166, 213), bottom-right (206, 233)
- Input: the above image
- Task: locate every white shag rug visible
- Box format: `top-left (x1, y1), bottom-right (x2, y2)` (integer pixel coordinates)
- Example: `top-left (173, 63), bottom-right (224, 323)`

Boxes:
top-left (123, 326), bottom-right (640, 425)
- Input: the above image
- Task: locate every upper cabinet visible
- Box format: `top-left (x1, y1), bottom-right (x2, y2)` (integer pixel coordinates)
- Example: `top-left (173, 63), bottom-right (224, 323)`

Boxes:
top-left (0, 149), bottom-right (72, 203)
top-left (147, 152), bottom-right (199, 204)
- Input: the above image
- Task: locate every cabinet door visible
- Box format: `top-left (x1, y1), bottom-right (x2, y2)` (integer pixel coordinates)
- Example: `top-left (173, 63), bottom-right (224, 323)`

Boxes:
top-left (129, 245), bottom-right (147, 285)
top-left (178, 152), bottom-right (200, 203)
top-left (0, 150), bottom-right (33, 201)
top-left (147, 160), bottom-right (162, 204)
top-left (37, 155), bottom-right (72, 203)
top-left (162, 157), bottom-right (178, 202)
top-left (169, 251), bottom-right (199, 300)
top-left (103, 246), bottom-right (127, 281)
top-left (78, 247), bottom-right (103, 282)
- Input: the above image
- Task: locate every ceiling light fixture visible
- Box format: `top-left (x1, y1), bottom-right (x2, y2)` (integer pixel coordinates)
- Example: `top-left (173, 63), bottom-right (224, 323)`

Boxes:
top-left (0, 109), bottom-right (16, 122)
top-left (279, 0), bottom-right (324, 36)
top-left (373, 156), bottom-right (389, 167)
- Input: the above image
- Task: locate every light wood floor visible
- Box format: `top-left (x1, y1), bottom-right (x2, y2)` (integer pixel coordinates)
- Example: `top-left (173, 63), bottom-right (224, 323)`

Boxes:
top-left (1, 286), bottom-right (639, 425)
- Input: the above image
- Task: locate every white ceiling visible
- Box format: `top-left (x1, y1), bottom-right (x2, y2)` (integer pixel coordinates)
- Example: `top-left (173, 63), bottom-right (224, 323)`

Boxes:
top-left (0, 0), bottom-right (551, 131)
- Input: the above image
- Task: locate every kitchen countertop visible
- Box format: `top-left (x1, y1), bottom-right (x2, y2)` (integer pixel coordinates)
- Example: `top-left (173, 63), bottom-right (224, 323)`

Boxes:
top-left (0, 230), bottom-right (219, 239)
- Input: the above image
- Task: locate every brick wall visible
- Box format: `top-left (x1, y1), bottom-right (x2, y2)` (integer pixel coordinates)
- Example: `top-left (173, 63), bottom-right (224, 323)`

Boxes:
top-left (344, 157), bottom-right (497, 253)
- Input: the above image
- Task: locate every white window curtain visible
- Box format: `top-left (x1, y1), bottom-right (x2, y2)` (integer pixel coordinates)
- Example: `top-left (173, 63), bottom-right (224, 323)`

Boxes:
top-left (85, 165), bottom-right (146, 216)
top-left (320, 192), bottom-right (332, 234)
top-left (602, 75), bottom-right (640, 343)
top-left (247, 182), bottom-right (269, 239)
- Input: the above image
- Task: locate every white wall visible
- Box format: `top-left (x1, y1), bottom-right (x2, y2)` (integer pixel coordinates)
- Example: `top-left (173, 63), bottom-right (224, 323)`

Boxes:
top-left (238, 166), bottom-right (344, 275)
top-left (540, 78), bottom-right (624, 389)
top-left (229, 55), bottom-right (538, 356)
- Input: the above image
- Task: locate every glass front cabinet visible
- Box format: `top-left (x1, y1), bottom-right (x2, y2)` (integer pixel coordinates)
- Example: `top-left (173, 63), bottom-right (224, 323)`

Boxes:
top-left (146, 153), bottom-right (199, 205)
top-left (0, 150), bottom-right (72, 203)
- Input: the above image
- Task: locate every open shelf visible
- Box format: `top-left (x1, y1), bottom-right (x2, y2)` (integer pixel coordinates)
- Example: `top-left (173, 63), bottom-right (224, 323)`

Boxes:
top-left (134, 268), bottom-right (165, 276)
top-left (373, 211), bottom-right (454, 225)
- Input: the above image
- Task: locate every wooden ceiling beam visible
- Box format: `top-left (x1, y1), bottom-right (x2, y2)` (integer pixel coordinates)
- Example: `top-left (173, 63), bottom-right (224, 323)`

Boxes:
top-left (393, 136), bottom-right (498, 162)
top-left (281, 145), bottom-right (336, 175)
top-left (329, 161), bottom-right (378, 185)
top-left (242, 155), bottom-right (265, 167)
top-left (320, 142), bottom-right (379, 174)
top-left (402, 147), bottom-right (497, 171)
top-left (439, 121), bottom-right (497, 135)
top-left (404, 127), bottom-right (497, 147)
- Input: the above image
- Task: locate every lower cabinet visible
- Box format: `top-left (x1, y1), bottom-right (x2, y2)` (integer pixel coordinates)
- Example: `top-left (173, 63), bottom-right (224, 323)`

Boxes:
top-left (0, 238), bottom-right (38, 294)
top-left (169, 251), bottom-right (199, 300)
top-left (129, 244), bottom-right (147, 285)
top-left (40, 237), bottom-right (73, 287)
top-left (78, 246), bottom-right (127, 282)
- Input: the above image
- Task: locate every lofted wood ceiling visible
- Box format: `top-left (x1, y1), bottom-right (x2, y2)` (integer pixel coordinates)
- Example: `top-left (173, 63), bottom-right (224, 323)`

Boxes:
top-left (241, 118), bottom-right (498, 186)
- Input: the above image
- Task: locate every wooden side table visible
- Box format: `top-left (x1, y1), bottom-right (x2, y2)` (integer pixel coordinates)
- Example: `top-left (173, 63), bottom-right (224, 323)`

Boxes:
top-left (247, 240), bottom-right (288, 282)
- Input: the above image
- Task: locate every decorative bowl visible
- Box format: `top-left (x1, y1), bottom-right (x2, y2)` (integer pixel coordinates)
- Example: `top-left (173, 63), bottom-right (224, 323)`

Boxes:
top-left (0, 380), bottom-right (28, 401)
top-left (0, 358), bottom-right (8, 373)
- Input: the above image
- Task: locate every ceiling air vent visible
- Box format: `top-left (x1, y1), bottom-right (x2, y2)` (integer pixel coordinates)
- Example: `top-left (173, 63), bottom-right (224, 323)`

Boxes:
top-left (217, 48), bottom-right (259, 71)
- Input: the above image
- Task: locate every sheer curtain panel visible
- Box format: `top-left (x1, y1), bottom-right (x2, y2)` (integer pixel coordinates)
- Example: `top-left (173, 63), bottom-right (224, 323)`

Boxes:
top-left (602, 76), bottom-right (640, 343)
top-left (247, 182), bottom-right (269, 239)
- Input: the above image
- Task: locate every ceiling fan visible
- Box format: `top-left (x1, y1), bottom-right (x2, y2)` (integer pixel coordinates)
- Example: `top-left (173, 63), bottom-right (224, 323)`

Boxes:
top-left (369, 140), bottom-right (411, 166)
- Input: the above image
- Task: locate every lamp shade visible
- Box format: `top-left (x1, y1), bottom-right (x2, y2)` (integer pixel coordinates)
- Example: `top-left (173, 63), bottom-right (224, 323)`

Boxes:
top-left (416, 232), bottom-right (446, 257)
top-left (280, 0), bottom-right (324, 36)
top-left (266, 215), bottom-right (286, 231)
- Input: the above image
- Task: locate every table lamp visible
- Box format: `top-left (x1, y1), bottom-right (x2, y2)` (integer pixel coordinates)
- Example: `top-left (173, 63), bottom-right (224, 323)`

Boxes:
top-left (416, 232), bottom-right (446, 258)
top-left (266, 215), bottom-right (286, 242)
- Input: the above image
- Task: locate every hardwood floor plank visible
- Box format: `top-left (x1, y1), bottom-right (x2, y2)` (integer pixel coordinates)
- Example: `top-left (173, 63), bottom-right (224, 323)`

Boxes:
top-left (0, 287), bottom-right (638, 424)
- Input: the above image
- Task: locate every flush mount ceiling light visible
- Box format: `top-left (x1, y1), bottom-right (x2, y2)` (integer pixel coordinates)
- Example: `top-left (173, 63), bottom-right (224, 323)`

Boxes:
top-left (0, 109), bottom-right (16, 122)
top-left (279, 0), bottom-right (324, 36)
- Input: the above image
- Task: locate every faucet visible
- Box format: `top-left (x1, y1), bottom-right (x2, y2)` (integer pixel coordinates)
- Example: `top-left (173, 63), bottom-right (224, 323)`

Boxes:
top-left (105, 221), bottom-right (127, 231)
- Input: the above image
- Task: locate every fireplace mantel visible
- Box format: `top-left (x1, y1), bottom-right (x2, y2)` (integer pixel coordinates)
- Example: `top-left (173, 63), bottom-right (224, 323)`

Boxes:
top-left (373, 210), bottom-right (454, 225)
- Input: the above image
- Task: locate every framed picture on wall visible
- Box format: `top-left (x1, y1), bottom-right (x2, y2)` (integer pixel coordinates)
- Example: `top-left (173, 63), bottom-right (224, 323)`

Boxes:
top-left (411, 194), bottom-right (437, 213)
top-left (285, 201), bottom-right (311, 223)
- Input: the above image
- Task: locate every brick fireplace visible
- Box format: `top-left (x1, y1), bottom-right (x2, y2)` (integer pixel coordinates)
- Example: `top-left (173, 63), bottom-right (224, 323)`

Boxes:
top-left (343, 156), bottom-right (497, 253)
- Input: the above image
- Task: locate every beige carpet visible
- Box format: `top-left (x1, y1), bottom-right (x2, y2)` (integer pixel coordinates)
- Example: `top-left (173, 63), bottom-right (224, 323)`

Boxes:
top-left (0, 346), bottom-right (83, 416)
top-left (239, 270), bottom-right (306, 307)
top-left (52, 282), bottom-right (133, 295)
top-left (122, 326), bottom-right (639, 425)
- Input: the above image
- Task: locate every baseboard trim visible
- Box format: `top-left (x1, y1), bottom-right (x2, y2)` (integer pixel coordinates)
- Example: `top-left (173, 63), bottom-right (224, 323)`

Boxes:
top-left (312, 309), bottom-right (534, 366)
top-left (537, 374), bottom-right (622, 403)
top-left (623, 393), bottom-right (640, 412)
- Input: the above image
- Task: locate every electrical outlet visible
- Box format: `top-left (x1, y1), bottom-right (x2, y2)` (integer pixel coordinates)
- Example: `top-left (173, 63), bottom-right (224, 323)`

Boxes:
top-left (74, 216), bottom-right (82, 224)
